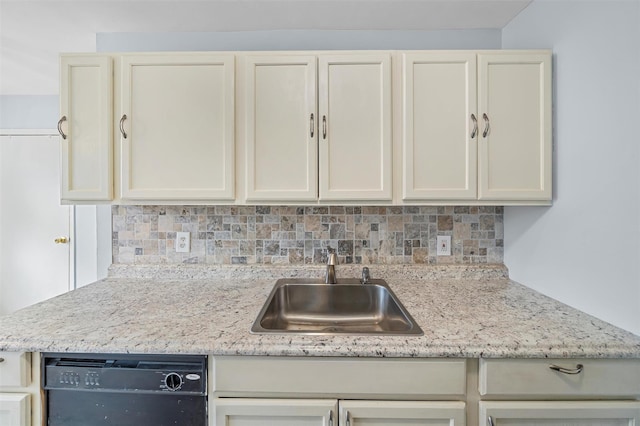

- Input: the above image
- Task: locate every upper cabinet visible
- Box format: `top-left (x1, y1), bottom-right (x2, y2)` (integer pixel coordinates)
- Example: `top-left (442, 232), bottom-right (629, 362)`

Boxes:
top-left (402, 51), bottom-right (552, 204)
top-left (58, 49), bottom-right (551, 205)
top-left (244, 55), bottom-right (318, 201)
top-left (402, 52), bottom-right (477, 201)
top-left (318, 54), bottom-right (393, 201)
top-left (59, 55), bottom-right (113, 202)
top-left (477, 53), bottom-right (552, 201)
top-left (120, 54), bottom-right (235, 201)
top-left (243, 53), bottom-right (392, 203)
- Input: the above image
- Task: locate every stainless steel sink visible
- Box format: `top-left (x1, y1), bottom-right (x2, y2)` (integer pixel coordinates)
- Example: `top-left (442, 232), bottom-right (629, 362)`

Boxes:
top-left (251, 278), bottom-right (423, 335)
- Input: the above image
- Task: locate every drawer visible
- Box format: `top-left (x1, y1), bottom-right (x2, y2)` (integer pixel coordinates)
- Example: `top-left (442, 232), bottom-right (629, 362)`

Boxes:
top-left (0, 352), bottom-right (31, 388)
top-left (212, 357), bottom-right (467, 399)
top-left (479, 358), bottom-right (640, 399)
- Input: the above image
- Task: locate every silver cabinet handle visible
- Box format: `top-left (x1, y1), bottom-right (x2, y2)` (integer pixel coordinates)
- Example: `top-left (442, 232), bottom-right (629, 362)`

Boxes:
top-left (549, 363), bottom-right (584, 374)
top-left (310, 113), bottom-right (315, 138)
top-left (482, 113), bottom-right (490, 138)
top-left (488, 416), bottom-right (495, 426)
top-left (328, 410), bottom-right (333, 426)
top-left (322, 115), bottom-right (327, 140)
top-left (57, 116), bottom-right (67, 140)
top-left (119, 114), bottom-right (128, 139)
top-left (470, 113), bottom-right (478, 138)
top-left (345, 410), bottom-right (350, 426)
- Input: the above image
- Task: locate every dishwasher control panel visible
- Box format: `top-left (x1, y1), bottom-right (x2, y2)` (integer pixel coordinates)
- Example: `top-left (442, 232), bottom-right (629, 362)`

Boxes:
top-left (43, 353), bottom-right (206, 394)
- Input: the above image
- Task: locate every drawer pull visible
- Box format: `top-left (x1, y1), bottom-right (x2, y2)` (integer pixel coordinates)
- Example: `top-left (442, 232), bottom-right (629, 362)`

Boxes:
top-left (549, 363), bottom-right (584, 374)
top-left (0, 357), bottom-right (4, 363)
top-left (487, 416), bottom-right (494, 426)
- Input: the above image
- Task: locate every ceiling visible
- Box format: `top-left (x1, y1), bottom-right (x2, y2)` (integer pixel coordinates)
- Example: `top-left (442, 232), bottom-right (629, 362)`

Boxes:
top-left (0, 0), bottom-right (532, 95)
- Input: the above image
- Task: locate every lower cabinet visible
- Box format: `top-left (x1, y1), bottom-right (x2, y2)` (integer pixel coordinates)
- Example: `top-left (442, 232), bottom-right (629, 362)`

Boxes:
top-left (211, 356), bottom-right (467, 426)
top-left (214, 399), bottom-right (334, 426)
top-left (480, 401), bottom-right (640, 425)
top-left (0, 393), bottom-right (30, 426)
top-left (0, 352), bottom-right (40, 426)
top-left (214, 398), bottom-right (465, 426)
top-left (479, 359), bottom-right (640, 426)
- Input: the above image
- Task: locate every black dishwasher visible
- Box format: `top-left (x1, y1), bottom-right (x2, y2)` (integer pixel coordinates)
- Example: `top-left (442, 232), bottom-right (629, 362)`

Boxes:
top-left (42, 353), bottom-right (207, 426)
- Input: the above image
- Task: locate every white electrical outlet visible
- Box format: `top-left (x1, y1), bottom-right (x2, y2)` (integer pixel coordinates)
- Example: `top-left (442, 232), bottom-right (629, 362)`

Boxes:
top-left (176, 232), bottom-right (190, 253)
top-left (436, 235), bottom-right (451, 256)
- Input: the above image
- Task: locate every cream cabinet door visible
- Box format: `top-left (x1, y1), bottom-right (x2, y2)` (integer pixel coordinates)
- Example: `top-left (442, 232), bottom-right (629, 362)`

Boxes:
top-left (339, 400), bottom-right (466, 426)
top-left (477, 53), bottom-right (552, 201)
top-left (318, 54), bottom-right (392, 201)
top-left (480, 401), bottom-right (640, 426)
top-left (402, 52), bottom-right (477, 200)
top-left (120, 54), bottom-right (234, 200)
top-left (0, 393), bottom-right (30, 426)
top-left (59, 55), bottom-right (113, 201)
top-left (244, 55), bottom-right (317, 201)
top-left (214, 398), bottom-right (337, 426)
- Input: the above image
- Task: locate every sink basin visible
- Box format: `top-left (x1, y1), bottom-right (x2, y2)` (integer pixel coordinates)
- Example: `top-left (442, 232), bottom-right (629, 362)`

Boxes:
top-left (251, 278), bottom-right (423, 335)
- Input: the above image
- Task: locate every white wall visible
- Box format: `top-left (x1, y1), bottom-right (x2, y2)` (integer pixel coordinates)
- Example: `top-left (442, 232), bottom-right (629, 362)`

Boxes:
top-left (503, 0), bottom-right (640, 335)
top-left (74, 205), bottom-right (111, 288)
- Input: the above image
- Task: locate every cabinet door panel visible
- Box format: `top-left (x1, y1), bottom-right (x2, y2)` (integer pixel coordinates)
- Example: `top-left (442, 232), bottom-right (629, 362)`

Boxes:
top-left (340, 400), bottom-right (465, 426)
top-left (402, 52), bottom-right (477, 200)
top-left (215, 398), bottom-right (336, 426)
top-left (478, 53), bottom-right (551, 201)
top-left (480, 401), bottom-right (640, 426)
top-left (245, 56), bottom-right (317, 201)
top-left (0, 393), bottom-right (30, 426)
top-left (0, 352), bottom-right (30, 388)
top-left (319, 54), bottom-right (392, 201)
top-left (121, 54), bottom-right (234, 200)
top-left (60, 55), bottom-right (113, 201)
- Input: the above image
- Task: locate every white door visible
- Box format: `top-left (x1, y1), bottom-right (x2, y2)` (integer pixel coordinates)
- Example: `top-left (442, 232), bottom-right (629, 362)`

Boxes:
top-left (120, 53), bottom-right (235, 200)
top-left (244, 55), bottom-right (318, 201)
top-left (480, 401), bottom-right (640, 426)
top-left (477, 52), bottom-right (552, 201)
top-left (339, 400), bottom-right (466, 426)
top-left (318, 54), bottom-right (392, 201)
top-left (0, 134), bottom-right (71, 314)
top-left (402, 52), bottom-right (477, 200)
top-left (214, 398), bottom-right (337, 426)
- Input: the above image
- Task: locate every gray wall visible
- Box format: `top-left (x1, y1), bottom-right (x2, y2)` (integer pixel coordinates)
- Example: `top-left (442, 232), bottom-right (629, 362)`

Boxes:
top-left (0, 95), bottom-right (59, 129)
top-left (96, 29), bottom-right (501, 52)
top-left (503, 0), bottom-right (640, 335)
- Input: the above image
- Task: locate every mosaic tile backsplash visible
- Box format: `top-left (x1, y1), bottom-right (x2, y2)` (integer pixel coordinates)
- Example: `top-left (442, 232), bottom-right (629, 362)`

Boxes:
top-left (112, 206), bottom-right (504, 265)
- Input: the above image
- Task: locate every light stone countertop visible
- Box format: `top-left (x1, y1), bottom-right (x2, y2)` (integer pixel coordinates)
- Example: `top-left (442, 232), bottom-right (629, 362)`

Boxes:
top-left (1, 264), bottom-right (639, 358)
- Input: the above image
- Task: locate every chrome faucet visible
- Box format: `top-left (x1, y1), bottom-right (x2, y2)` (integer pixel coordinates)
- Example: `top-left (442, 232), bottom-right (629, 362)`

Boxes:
top-left (325, 248), bottom-right (338, 284)
top-left (361, 267), bottom-right (371, 284)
